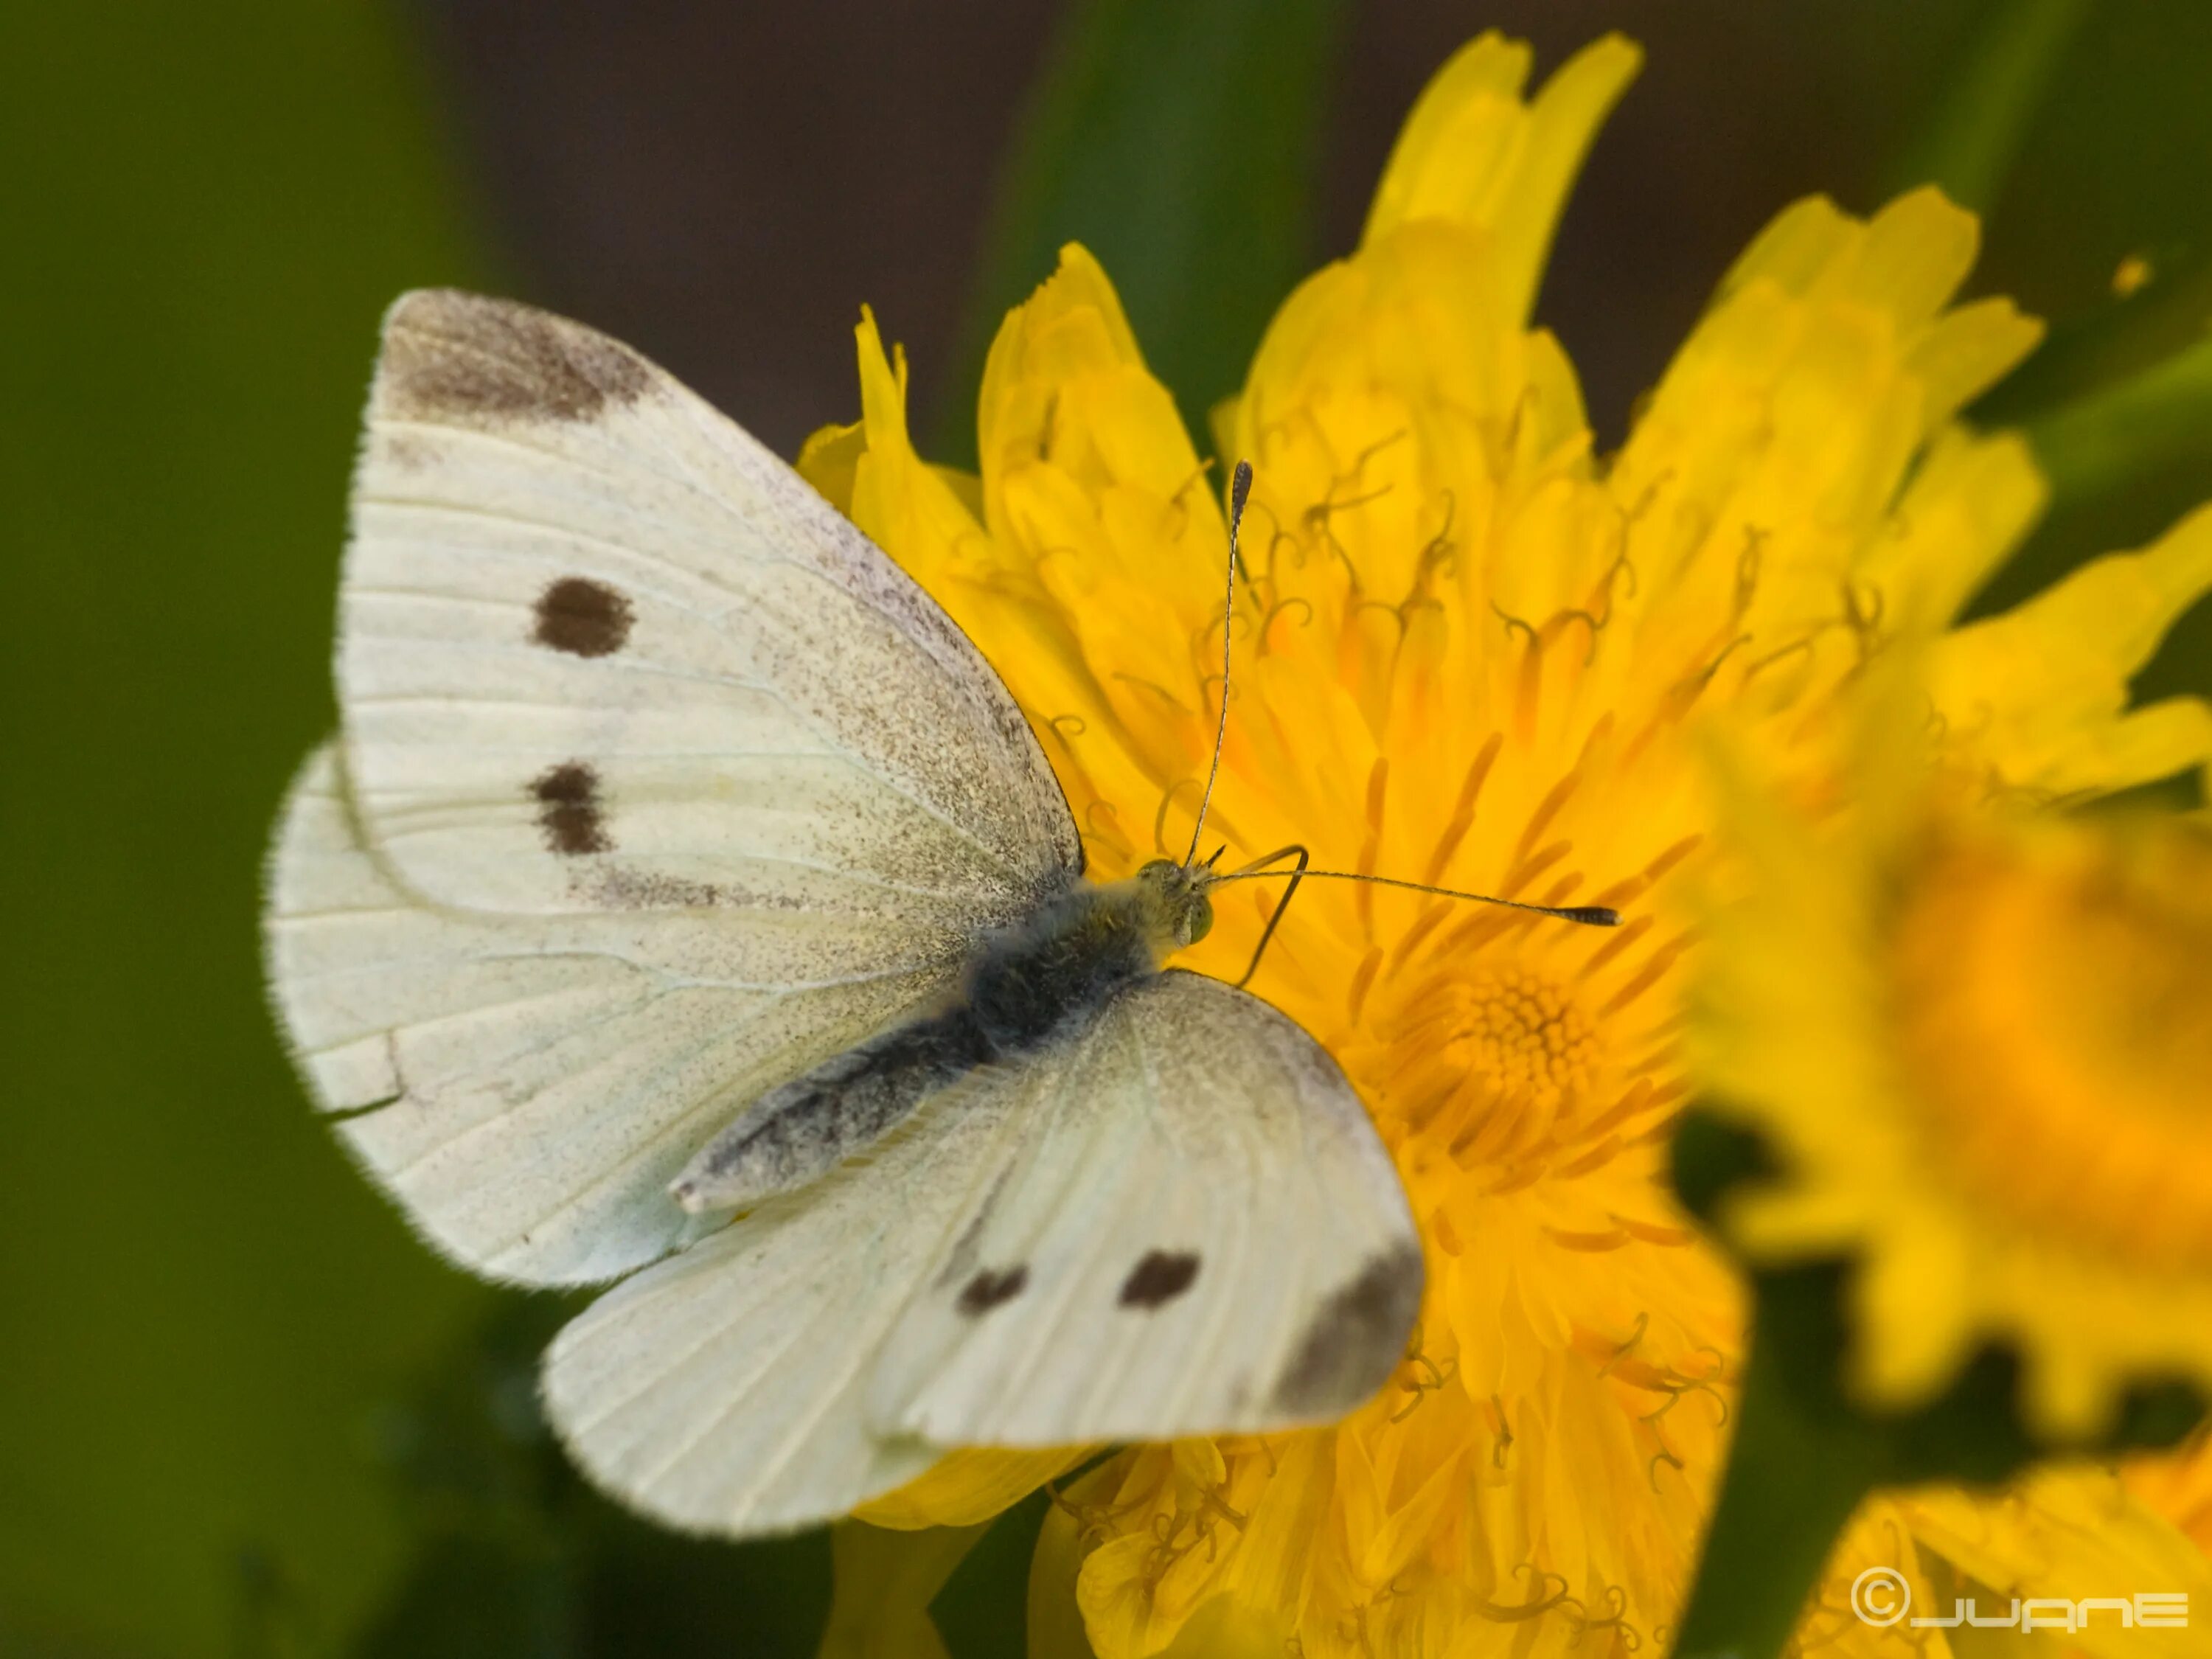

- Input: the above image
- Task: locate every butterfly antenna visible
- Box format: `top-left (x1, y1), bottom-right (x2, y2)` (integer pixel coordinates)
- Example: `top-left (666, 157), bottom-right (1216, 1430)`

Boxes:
top-left (1213, 864), bottom-right (1619, 928)
top-left (1184, 459), bottom-right (1252, 869)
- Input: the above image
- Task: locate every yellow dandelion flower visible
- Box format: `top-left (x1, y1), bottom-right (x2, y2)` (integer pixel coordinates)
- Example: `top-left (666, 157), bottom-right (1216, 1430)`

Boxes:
top-left (797, 28), bottom-right (2212, 1659)
top-left (1694, 665), bottom-right (2212, 1438)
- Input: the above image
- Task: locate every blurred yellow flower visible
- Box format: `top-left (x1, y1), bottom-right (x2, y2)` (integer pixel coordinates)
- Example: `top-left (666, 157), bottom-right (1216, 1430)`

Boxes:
top-left (799, 28), bottom-right (2212, 1659)
top-left (1695, 650), bottom-right (2212, 1437)
top-left (2129, 1429), bottom-right (2212, 1558)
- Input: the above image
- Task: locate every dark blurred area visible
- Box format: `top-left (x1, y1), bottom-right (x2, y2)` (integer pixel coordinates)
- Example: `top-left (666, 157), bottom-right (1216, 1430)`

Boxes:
top-left (405, 0), bottom-right (1983, 455)
top-left (401, 2), bottom-right (2208, 457)
top-left (4, 3), bottom-right (2208, 1655)
top-left (408, 2), bottom-right (1062, 458)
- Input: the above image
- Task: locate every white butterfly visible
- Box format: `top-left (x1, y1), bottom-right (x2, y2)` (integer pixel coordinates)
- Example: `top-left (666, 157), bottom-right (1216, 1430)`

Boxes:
top-left (262, 291), bottom-right (1440, 1537)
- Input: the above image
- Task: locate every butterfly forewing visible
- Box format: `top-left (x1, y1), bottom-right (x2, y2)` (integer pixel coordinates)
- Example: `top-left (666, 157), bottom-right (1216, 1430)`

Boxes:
top-left (341, 289), bottom-right (1077, 922)
top-left (265, 288), bottom-right (1082, 1284)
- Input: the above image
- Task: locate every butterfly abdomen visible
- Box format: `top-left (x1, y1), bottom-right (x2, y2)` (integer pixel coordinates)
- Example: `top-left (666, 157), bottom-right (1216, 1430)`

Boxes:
top-left (671, 1004), bottom-right (992, 1214)
top-left (671, 880), bottom-right (1169, 1215)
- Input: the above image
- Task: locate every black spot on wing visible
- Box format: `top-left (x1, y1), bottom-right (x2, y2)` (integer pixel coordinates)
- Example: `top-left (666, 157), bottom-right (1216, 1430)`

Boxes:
top-left (530, 761), bottom-right (611, 855)
top-left (380, 291), bottom-right (653, 425)
top-left (934, 1183), bottom-right (1004, 1292)
top-left (532, 576), bottom-right (633, 657)
top-left (1118, 1249), bottom-right (1201, 1309)
top-left (1270, 1245), bottom-right (1424, 1416)
top-left (957, 1265), bottom-right (1028, 1317)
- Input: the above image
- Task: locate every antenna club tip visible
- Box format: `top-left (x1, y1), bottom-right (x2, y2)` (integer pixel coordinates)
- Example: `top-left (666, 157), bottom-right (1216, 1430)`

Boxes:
top-left (1559, 905), bottom-right (1621, 927)
top-left (1230, 458), bottom-right (1253, 516)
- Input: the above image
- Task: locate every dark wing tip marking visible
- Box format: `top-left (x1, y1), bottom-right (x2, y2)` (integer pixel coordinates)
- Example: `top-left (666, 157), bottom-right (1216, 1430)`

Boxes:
top-left (380, 291), bottom-right (653, 425)
top-left (533, 576), bottom-right (633, 657)
top-left (1270, 1244), bottom-right (1425, 1416)
top-left (956, 1265), bottom-right (1029, 1316)
top-left (1118, 1249), bottom-right (1201, 1310)
top-left (530, 761), bottom-right (612, 855)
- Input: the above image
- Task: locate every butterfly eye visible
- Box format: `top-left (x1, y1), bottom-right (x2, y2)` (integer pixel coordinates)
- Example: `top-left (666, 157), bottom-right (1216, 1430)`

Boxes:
top-left (1183, 894), bottom-right (1214, 945)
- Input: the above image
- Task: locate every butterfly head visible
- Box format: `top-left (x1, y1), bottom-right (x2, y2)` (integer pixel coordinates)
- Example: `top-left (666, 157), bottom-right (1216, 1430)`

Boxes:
top-left (1134, 858), bottom-right (1215, 949)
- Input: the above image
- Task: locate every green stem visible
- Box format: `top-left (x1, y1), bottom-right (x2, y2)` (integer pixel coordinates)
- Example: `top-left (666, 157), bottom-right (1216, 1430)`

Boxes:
top-left (1671, 1326), bottom-right (1879, 1659)
top-left (2025, 334), bottom-right (2212, 510)
top-left (1885, 0), bottom-right (2088, 215)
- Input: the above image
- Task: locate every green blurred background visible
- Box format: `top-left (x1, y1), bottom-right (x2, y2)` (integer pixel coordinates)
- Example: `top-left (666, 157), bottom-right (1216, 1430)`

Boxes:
top-left (4, 2), bottom-right (2207, 1654)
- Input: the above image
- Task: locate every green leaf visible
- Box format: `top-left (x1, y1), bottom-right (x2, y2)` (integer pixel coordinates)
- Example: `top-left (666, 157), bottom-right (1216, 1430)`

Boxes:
top-left (928, 1487), bottom-right (1060, 1659)
top-left (1885, 0), bottom-right (2090, 218)
top-left (1666, 1286), bottom-right (1877, 1659)
top-left (1969, 247), bottom-right (2212, 428)
top-left (1935, 4), bottom-right (2212, 697)
top-left (352, 1297), bottom-right (833, 1659)
top-left (0, 4), bottom-right (494, 1654)
top-left (2023, 333), bottom-right (2212, 515)
top-left (931, 0), bottom-right (1348, 465)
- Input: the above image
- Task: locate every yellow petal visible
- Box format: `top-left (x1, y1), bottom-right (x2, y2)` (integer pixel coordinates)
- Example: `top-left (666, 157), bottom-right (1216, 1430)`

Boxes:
top-left (1930, 501), bottom-right (2212, 796)
top-left (1028, 1484), bottom-right (1099, 1659)
top-left (1077, 1531), bottom-right (1178, 1656)
top-left (2126, 1431), bottom-right (2212, 1557)
top-left (1364, 32), bottom-right (1642, 327)
top-left (1907, 294), bottom-right (2045, 430)
top-left (855, 1446), bottom-right (1091, 1531)
top-left (977, 244), bottom-right (1197, 539)
top-left (1714, 195), bottom-right (1856, 299)
top-left (1856, 427), bottom-right (2046, 627)
top-left (2017, 502), bottom-right (2212, 669)
top-left (846, 307), bottom-right (993, 598)
top-left (797, 418), bottom-right (867, 514)
top-left (933, 463), bottom-right (986, 524)
top-left (1363, 32), bottom-right (1533, 244)
top-left (1723, 1185), bottom-right (1875, 1259)
top-left (1215, 1432), bottom-right (1333, 1619)
top-left (1489, 35), bottom-right (1644, 326)
top-left (1616, 188), bottom-right (2039, 641)
top-left (1152, 1596), bottom-right (1290, 1659)
top-left (1846, 186), bottom-right (1981, 325)
top-left (1851, 1211), bottom-right (1977, 1408)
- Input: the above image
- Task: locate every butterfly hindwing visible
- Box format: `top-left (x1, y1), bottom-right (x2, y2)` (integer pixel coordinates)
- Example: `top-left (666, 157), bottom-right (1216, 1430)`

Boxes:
top-left (341, 288), bottom-right (1077, 922)
top-left (538, 1058), bottom-right (1046, 1534)
top-left (866, 970), bottom-right (1425, 1445)
top-left (536, 969), bottom-right (1422, 1534)
top-left (265, 745), bottom-right (964, 1284)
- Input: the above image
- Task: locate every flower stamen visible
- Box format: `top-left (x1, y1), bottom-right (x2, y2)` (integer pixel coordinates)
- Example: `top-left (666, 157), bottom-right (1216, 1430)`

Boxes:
top-left (1474, 1566), bottom-right (1575, 1624)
